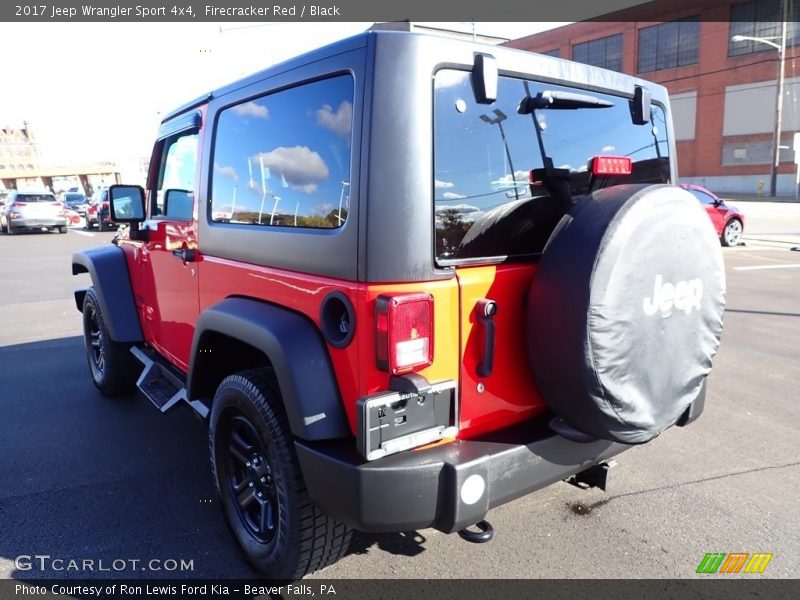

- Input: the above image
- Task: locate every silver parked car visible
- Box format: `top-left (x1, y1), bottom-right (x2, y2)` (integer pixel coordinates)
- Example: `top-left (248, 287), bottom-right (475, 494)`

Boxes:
top-left (0, 190), bottom-right (68, 234)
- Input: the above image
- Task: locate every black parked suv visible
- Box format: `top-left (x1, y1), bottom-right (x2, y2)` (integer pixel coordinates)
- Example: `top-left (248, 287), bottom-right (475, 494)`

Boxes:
top-left (72, 31), bottom-right (726, 579)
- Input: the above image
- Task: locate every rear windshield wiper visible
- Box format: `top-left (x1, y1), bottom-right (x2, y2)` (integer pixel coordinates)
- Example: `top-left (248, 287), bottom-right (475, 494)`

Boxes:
top-left (518, 90), bottom-right (614, 113)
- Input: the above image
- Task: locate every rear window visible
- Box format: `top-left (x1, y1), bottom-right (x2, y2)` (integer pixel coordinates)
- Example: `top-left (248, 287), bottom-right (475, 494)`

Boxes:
top-left (64, 193), bottom-right (85, 202)
top-left (16, 194), bottom-right (56, 203)
top-left (433, 70), bottom-right (670, 263)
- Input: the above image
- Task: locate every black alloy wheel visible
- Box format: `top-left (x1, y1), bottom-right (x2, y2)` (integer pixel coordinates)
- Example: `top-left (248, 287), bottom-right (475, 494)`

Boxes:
top-left (224, 414), bottom-right (280, 544)
top-left (86, 300), bottom-right (106, 379)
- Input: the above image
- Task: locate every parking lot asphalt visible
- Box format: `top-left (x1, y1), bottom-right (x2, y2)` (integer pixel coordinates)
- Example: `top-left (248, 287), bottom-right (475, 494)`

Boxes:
top-left (0, 226), bottom-right (798, 580)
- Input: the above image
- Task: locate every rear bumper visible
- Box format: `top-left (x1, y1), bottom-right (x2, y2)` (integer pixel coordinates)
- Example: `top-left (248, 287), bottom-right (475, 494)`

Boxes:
top-left (11, 217), bottom-right (67, 228)
top-left (295, 416), bottom-right (629, 534)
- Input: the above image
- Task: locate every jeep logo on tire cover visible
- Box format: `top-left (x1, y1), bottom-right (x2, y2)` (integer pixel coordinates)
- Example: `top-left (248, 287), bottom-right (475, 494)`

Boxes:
top-left (643, 274), bottom-right (704, 317)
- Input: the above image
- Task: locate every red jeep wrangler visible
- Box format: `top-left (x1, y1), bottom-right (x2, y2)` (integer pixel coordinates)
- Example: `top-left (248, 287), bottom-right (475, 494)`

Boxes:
top-left (72, 31), bottom-right (726, 579)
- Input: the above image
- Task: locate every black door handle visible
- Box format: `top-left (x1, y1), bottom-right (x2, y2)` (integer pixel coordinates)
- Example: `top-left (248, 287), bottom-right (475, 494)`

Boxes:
top-left (476, 299), bottom-right (497, 378)
top-left (172, 248), bottom-right (197, 262)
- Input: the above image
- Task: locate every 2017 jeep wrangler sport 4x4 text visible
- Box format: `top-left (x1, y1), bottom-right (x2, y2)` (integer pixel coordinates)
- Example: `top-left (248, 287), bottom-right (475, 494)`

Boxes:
top-left (72, 31), bottom-right (726, 579)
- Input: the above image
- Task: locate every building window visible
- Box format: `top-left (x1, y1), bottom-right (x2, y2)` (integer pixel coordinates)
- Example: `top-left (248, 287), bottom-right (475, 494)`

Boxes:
top-left (211, 75), bottom-right (353, 229)
top-left (638, 17), bottom-right (700, 73)
top-left (729, 0), bottom-right (800, 57)
top-left (541, 48), bottom-right (560, 58)
top-left (572, 34), bottom-right (623, 71)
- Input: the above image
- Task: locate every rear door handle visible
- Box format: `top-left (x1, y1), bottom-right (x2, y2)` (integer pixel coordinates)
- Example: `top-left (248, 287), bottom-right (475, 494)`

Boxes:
top-left (476, 299), bottom-right (497, 378)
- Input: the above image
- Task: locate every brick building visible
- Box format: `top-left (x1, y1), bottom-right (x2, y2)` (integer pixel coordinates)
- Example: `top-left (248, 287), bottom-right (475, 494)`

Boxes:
top-left (507, 0), bottom-right (800, 195)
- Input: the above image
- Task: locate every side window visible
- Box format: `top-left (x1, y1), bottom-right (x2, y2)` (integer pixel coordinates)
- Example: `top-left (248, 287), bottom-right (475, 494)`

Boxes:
top-left (155, 133), bottom-right (198, 220)
top-left (211, 74), bottom-right (353, 229)
top-left (689, 189), bottom-right (715, 205)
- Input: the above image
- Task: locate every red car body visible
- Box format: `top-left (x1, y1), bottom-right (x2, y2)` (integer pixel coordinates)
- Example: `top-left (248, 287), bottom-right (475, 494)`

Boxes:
top-left (85, 188), bottom-right (117, 230)
top-left (681, 183), bottom-right (745, 246)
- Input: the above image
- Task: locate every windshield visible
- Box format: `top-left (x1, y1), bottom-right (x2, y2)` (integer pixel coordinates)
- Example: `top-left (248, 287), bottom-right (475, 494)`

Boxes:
top-left (434, 70), bottom-right (670, 263)
top-left (17, 194), bottom-right (56, 203)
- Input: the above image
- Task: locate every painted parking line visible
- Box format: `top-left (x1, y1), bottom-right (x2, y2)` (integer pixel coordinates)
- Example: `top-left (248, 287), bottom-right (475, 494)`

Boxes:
top-left (734, 263), bottom-right (800, 271)
top-left (69, 229), bottom-right (95, 237)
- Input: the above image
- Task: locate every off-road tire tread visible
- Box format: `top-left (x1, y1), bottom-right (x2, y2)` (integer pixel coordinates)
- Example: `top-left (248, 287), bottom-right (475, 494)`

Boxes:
top-left (209, 368), bottom-right (352, 579)
top-left (82, 288), bottom-right (139, 397)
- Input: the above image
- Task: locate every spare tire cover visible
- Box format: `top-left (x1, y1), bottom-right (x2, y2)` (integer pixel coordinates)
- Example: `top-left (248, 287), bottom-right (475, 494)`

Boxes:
top-left (527, 184), bottom-right (726, 444)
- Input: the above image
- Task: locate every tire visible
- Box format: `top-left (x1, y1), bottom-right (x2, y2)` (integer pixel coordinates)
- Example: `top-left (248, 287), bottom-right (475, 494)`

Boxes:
top-left (58, 226), bottom-right (68, 234)
top-left (82, 288), bottom-right (139, 396)
top-left (527, 184), bottom-right (726, 444)
top-left (209, 369), bottom-right (352, 580)
top-left (84, 219), bottom-right (92, 230)
top-left (98, 219), bottom-right (106, 232)
top-left (6, 221), bottom-right (14, 235)
top-left (721, 218), bottom-right (742, 247)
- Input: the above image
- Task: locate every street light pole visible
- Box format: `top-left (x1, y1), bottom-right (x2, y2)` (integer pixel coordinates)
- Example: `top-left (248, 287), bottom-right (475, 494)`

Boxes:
top-left (732, 1), bottom-right (788, 197)
top-left (773, 20), bottom-right (788, 197)
top-left (480, 109), bottom-right (520, 200)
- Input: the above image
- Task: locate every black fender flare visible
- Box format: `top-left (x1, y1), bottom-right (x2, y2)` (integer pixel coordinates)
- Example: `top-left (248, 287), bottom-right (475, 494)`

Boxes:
top-left (72, 246), bottom-right (143, 343)
top-left (188, 297), bottom-right (351, 441)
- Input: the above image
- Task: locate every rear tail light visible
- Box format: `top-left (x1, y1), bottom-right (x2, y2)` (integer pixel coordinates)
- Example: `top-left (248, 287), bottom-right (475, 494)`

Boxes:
top-left (590, 155), bottom-right (632, 176)
top-left (375, 293), bottom-right (434, 374)
top-left (53, 201), bottom-right (62, 206)
top-left (13, 202), bottom-right (27, 206)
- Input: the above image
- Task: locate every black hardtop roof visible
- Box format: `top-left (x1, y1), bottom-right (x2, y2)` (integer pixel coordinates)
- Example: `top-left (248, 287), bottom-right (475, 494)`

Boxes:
top-left (160, 29), bottom-right (666, 124)
top-left (160, 31), bottom-right (372, 123)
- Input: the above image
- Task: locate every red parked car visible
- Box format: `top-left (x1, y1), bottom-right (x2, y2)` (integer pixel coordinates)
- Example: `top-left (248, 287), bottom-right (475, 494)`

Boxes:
top-left (681, 183), bottom-right (745, 246)
top-left (85, 188), bottom-right (117, 231)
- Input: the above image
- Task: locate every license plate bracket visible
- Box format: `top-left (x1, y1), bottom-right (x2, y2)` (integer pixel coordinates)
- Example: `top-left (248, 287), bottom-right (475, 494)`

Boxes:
top-left (357, 379), bottom-right (457, 461)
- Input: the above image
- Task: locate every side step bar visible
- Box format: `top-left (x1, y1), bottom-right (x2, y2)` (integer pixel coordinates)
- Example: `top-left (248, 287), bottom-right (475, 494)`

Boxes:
top-left (130, 346), bottom-right (209, 418)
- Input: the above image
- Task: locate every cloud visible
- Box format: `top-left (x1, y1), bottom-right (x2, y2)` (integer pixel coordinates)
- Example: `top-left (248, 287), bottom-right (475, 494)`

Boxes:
top-left (601, 145), bottom-right (616, 153)
top-left (442, 191), bottom-right (466, 200)
top-left (214, 163), bottom-right (239, 182)
top-left (316, 101), bottom-right (352, 138)
top-left (435, 203), bottom-right (480, 215)
top-left (493, 170), bottom-right (530, 187)
top-left (435, 179), bottom-right (455, 189)
top-left (232, 101), bottom-right (269, 119)
top-left (311, 202), bottom-right (334, 216)
top-left (435, 203), bottom-right (484, 223)
top-left (253, 146), bottom-right (329, 195)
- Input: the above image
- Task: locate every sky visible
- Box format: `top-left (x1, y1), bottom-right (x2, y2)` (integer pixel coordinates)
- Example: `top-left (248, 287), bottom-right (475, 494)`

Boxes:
top-left (0, 22), bottom-right (566, 168)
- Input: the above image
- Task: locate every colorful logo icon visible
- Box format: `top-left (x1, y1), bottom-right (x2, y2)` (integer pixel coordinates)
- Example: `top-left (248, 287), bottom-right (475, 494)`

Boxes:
top-left (696, 552), bottom-right (773, 574)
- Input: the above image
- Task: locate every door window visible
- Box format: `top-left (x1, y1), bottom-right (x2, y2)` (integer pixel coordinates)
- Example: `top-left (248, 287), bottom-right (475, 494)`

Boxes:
top-left (155, 133), bottom-right (199, 219)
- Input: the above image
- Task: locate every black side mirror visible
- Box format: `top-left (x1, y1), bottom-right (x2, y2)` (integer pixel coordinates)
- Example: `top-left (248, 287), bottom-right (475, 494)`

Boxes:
top-left (163, 189), bottom-right (194, 221)
top-left (109, 184), bottom-right (146, 222)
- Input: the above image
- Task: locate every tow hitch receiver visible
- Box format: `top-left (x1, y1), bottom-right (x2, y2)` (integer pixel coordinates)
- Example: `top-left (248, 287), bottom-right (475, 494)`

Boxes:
top-left (565, 460), bottom-right (617, 491)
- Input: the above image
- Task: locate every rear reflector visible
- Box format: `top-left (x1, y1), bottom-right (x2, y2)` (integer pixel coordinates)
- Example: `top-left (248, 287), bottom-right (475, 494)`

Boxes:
top-left (590, 155), bottom-right (632, 176)
top-left (375, 293), bottom-right (434, 374)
